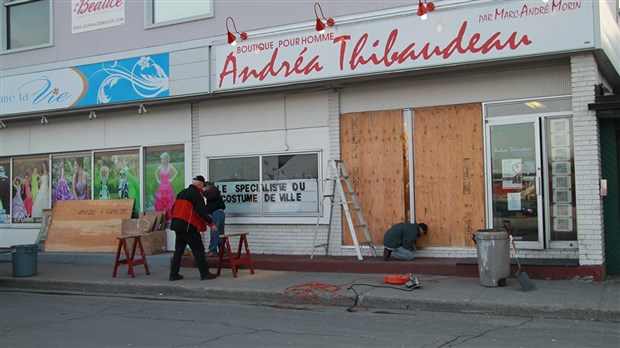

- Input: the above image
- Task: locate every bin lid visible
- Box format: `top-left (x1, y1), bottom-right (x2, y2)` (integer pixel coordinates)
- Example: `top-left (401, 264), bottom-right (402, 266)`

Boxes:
top-left (10, 244), bottom-right (38, 252)
top-left (474, 229), bottom-right (508, 240)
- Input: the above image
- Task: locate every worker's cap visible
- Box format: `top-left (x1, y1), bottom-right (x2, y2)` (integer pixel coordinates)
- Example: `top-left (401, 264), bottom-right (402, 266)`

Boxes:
top-left (192, 175), bottom-right (206, 183)
top-left (419, 223), bottom-right (428, 233)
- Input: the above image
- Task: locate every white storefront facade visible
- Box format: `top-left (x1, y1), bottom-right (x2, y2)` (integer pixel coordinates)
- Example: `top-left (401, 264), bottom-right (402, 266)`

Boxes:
top-left (1, 1), bottom-right (619, 279)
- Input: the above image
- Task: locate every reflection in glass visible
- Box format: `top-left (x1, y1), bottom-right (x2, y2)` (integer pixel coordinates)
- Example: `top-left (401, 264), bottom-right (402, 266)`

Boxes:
top-left (546, 117), bottom-right (577, 241)
top-left (490, 123), bottom-right (539, 242)
top-left (7, 0), bottom-right (50, 50)
top-left (209, 157), bottom-right (259, 182)
top-left (209, 157), bottom-right (261, 215)
top-left (153, 0), bottom-right (211, 23)
top-left (263, 154), bottom-right (318, 180)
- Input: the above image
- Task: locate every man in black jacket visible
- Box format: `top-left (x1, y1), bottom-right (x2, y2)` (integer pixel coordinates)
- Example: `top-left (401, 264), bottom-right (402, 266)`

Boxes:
top-left (204, 182), bottom-right (226, 257)
top-left (382, 222), bottom-right (428, 261)
top-left (169, 175), bottom-right (217, 281)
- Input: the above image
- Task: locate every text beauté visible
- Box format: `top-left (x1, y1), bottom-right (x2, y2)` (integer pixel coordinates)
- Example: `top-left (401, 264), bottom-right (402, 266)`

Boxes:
top-left (73, 0), bottom-right (123, 15)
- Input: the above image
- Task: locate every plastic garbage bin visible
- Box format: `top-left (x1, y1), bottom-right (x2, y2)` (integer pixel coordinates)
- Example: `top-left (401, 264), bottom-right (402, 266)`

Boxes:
top-left (474, 229), bottom-right (509, 287)
top-left (11, 244), bottom-right (38, 277)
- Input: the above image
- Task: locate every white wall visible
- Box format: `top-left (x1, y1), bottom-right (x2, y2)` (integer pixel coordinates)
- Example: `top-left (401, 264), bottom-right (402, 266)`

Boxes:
top-left (340, 63), bottom-right (572, 113)
top-left (0, 104), bottom-right (191, 156)
top-left (1, 1), bottom-right (418, 70)
top-left (572, 54), bottom-right (605, 266)
top-left (199, 91), bottom-right (330, 157)
top-left (597, 0), bottom-right (620, 81)
top-left (198, 91), bottom-right (331, 227)
top-left (189, 65), bottom-right (578, 256)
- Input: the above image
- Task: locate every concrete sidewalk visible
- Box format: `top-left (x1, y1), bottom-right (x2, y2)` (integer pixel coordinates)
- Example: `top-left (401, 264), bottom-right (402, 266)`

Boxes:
top-left (1, 253), bottom-right (618, 322)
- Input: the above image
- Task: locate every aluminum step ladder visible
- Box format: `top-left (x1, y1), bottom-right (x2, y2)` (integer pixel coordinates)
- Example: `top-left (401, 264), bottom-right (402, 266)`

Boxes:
top-left (311, 159), bottom-right (378, 260)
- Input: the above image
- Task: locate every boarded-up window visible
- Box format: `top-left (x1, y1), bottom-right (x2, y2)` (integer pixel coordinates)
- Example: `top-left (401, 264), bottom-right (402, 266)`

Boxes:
top-left (340, 110), bottom-right (406, 246)
top-left (413, 103), bottom-right (485, 248)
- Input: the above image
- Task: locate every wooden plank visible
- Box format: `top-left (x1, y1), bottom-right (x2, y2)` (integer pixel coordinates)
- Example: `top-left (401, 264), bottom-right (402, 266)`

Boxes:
top-left (413, 103), bottom-right (485, 248)
top-left (340, 110), bottom-right (405, 246)
top-left (44, 199), bottom-right (134, 252)
top-left (138, 212), bottom-right (160, 231)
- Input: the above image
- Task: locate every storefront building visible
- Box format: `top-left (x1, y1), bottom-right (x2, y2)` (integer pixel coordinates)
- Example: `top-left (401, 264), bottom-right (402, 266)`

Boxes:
top-left (1, 1), bottom-right (619, 278)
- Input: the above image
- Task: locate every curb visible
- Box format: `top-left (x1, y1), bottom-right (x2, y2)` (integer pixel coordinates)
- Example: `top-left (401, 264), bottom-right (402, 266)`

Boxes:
top-left (360, 295), bottom-right (619, 322)
top-left (2, 276), bottom-right (619, 323)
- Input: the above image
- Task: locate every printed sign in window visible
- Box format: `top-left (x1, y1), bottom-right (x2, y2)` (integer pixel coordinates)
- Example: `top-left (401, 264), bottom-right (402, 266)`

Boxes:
top-left (502, 159), bottom-right (523, 189)
top-left (72, 0), bottom-right (125, 34)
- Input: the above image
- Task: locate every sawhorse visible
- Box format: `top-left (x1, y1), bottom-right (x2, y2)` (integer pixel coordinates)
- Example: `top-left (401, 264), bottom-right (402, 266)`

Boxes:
top-left (217, 232), bottom-right (255, 278)
top-left (113, 234), bottom-right (150, 278)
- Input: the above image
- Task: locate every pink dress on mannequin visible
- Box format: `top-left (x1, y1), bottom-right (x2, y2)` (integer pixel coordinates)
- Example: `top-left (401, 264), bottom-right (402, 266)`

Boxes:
top-left (22, 180), bottom-right (33, 217)
top-left (154, 166), bottom-right (175, 221)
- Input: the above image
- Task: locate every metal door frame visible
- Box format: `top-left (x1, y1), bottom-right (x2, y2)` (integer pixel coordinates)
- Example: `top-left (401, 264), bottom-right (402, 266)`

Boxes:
top-left (484, 96), bottom-right (576, 250)
top-left (484, 115), bottom-right (545, 249)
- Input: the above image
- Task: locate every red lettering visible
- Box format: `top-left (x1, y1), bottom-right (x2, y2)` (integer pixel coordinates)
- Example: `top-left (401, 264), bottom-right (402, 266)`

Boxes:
top-left (434, 21), bottom-right (471, 58)
top-left (239, 49), bottom-right (287, 82)
top-left (552, 0), bottom-right (581, 12)
top-left (346, 21), bottom-right (532, 70)
top-left (218, 53), bottom-right (238, 88)
top-left (334, 35), bottom-right (351, 70)
top-left (349, 34), bottom-right (368, 69)
top-left (219, 48), bottom-right (323, 87)
top-left (76, 0), bottom-right (123, 15)
top-left (349, 30), bottom-right (400, 70)
top-left (219, 20), bottom-right (533, 87)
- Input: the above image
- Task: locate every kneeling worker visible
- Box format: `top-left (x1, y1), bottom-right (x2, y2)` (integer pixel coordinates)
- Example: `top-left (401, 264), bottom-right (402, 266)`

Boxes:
top-left (382, 222), bottom-right (428, 261)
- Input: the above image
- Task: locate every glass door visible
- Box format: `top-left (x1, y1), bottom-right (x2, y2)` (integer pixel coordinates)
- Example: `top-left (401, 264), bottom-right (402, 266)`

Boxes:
top-left (486, 116), bottom-right (544, 249)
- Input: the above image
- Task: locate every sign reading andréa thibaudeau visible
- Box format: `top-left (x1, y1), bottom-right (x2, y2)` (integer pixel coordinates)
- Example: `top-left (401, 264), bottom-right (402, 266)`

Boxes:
top-left (214, 0), bottom-right (593, 91)
top-left (72, 0), bottom-right (125, 34)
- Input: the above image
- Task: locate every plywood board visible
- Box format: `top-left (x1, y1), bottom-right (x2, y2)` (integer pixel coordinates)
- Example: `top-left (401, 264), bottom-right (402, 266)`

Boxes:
top-left (122, 218), bottom-right (167, 255)
top-left (44, 199), bottom-right (134, 252)
top-left (122, 218), bottom-right (152, 235)
top-left (413, 103), bottom-right (485, 248)
top-left (340, 110), bottom-right (406, 246)
top-left (138, 212), bottom-right (159, 231)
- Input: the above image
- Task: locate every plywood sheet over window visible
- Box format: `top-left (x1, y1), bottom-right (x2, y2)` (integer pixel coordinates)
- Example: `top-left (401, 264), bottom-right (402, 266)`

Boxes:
top-left (413, 103), bottom-right (485, 248)
top-left (340, 110), bottom-right (406, 246)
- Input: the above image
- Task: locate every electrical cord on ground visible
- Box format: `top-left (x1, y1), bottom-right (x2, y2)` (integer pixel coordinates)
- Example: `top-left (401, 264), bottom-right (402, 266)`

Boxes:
top-left (272, 276), bottom-right (423, 312)
top-left (345, 282), bottom-right (420, 312)
top-left (272, 281), bottom-right (356, 311)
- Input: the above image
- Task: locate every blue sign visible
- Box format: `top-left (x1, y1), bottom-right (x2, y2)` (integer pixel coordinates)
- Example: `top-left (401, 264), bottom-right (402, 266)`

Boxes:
top-left (0, 53), bottom-right (170, 116)
top-left (74, 53), bottom-right (169, 107)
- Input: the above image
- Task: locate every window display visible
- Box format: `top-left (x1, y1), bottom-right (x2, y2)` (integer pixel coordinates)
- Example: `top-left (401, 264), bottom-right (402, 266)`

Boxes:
top-left (144, 145), bottom-right (184, 223)
top-left (94, 150), bottom-right (140, 214)
top-left (0, 159), bottom-right (11, 223)
top-left (13, 156), bottom-right (50, 223)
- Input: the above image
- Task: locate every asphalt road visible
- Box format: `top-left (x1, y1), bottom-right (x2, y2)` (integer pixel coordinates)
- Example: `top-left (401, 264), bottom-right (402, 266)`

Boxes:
top-left (1, 290), bottom-right (618, 347)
